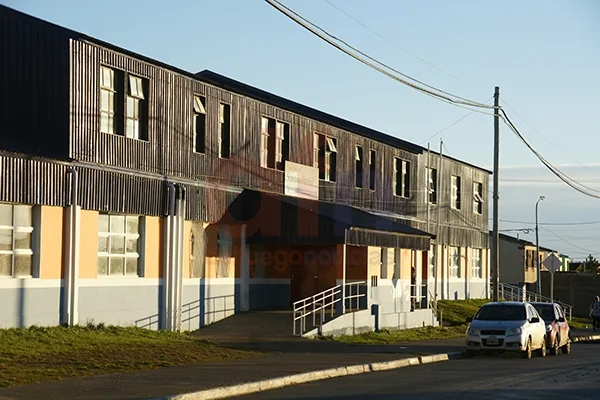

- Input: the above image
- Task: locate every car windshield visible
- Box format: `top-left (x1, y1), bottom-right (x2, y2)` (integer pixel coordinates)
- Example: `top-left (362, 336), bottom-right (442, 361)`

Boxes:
top-left (534, 306), bottom-right (555, 323)
top-left (474, 304), bottom-right (526, 321)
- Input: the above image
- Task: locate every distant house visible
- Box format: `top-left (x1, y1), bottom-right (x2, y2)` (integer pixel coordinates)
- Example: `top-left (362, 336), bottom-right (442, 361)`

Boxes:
top-left (494, 233), bottom-right (566, 292)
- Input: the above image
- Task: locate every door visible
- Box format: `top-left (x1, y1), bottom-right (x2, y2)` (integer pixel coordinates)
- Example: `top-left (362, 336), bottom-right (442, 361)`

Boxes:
top-left (556, 305), bottom-right (569, 346)
top-left (290, 263), bottom-right (319, 304)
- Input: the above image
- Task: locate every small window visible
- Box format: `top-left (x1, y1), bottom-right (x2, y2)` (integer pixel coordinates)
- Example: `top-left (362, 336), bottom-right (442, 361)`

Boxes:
top-left (355, 146), bottom-right (363, 188)
top-left (451, 175), bottom-right (462, 210)
top-left (314, 132), bottom-right (337, 182)
top-left (219, 103), bottom-right (231, 158)
top-left (128, 75), bottom-right (145, 100)
top-left (473, 182), bottom-right (484, 214)
top-left (449, 246), bottom-right (460, 278)
top-left (471, 248), bottom-right (482, 279)
top-left (426, 167), bottom-right (438, 204)
top-left (394, 158), bottom-right (410, 198)
top-left (369, 150), bottom-right (376, 191)
top-left (97, 213), bottom-right (142, 276)
top-left (260, 116), bottom-right (290, 170)
top-left (100, 66), bottom-right (116, 135)
top-left (0, 203), bottom-right (35, 277)
top-left (193, 95), bottom-right (206, 154)
top-left (126, 74), bottom-right (148, 140)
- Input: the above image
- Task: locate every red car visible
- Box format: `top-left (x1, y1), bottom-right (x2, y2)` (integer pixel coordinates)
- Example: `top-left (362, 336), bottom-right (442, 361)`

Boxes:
top-left (531, 302), bottom-right (571, 355)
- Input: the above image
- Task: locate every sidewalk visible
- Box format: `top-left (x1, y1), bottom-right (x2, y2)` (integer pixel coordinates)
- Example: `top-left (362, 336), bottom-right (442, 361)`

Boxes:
top-left (0, 338), bottom-right (465, 400)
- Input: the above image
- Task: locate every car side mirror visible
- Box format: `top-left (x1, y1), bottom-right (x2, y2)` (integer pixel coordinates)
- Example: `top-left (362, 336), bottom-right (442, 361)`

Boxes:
top-left (466, 317), bottom-right (473, 323)
top-left (530, 317), bottom-right (540, 323)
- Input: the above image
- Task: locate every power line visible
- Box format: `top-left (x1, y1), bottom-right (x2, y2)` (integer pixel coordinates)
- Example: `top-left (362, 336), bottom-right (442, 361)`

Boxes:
top-left (494, 218), bottom-right (600, 226)
top-left (540, 227), bottom-right (598, 255)
top-left (264, 0), bottom-right (496, 113)
top-left (322, 0), bottom-right (467, 84)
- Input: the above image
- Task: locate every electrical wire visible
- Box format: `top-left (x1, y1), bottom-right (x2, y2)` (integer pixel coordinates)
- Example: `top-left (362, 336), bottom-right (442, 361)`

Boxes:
top-left (264, 0), bottom-right (496, 113)
top-left (540, 227), bottom-right (598, 255)
top-left (322, 0), bottom-right (467, 84)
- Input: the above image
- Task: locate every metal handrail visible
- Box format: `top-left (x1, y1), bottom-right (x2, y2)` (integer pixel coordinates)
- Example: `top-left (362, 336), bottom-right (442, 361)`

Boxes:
top-left (292, 281), bottom-right (367, 336)
top-left (499, 282), bottom-right (573, 321)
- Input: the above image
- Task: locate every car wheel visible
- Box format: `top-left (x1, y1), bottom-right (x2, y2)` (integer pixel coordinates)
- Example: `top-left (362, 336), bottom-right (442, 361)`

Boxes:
top-left (537, 336), bottom-right (547, 357)
top-left (561, 338), bottom-right (571, 355)
top-left (522, 337), bottom-right (532, 359)
top-left (550, 336), bottom-right (559, 356)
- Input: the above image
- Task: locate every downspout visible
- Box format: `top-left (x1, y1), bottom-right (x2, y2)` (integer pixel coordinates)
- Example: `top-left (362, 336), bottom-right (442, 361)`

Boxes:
top-left (176, 185), bottom-right (186, 332)
top-left (69, 168), bottom-right (80, 326)
top-left (171, 184), bottom-right (181, 332)
top-left (64, 168), bottom-right (80, 326)
top-left (164, 182), bottom-right (176, 331)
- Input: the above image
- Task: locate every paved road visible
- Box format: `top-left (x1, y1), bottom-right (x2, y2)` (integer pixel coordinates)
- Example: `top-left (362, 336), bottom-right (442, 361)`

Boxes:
top-left (235, 343), bottom-right (600, 400)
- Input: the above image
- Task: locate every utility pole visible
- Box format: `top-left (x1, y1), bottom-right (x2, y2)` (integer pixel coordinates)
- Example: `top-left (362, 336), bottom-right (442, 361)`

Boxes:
top-left (491, 86), bottom-right (500, 302)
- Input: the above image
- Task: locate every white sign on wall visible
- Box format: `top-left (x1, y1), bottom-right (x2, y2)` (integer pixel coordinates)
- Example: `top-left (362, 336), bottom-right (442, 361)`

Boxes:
top-left (284, 161), bottom-right (319, 200)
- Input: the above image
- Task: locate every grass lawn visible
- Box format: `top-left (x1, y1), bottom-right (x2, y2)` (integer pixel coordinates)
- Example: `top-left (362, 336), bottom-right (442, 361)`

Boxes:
top-left (317, 299), bottom-right (490, 345)
top-left (568, 316), bottom-right (594, 330)
top-left (0, 324), bottom-right (257, 389)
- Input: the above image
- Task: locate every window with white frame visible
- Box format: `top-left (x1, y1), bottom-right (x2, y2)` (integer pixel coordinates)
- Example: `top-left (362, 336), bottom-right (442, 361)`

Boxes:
top-left (448, 246), bottom-right (460, 278)
top-left (260, 116), bottom-right (290, 170)
top-left (100, 66), bottom-right (117, 135)
top-left (471, 248), bottom-right (482, 279)
top-left (98, 214), bottom-right (142, 276)
top-left (126, 75), bottom-right (146, 140)
top-left (193, 95), bottom-right (206, 153)
top-left (380, 248), bottom-right (389, 279)
top-left (314, 132), bottom-right (337, 182)
top-left (394, 158), bottom-right (410, 198)
top-left (0, 204), bottom-right (34, 277)
top-left (425, 167), bottom-right (438, 204)
top-left (451, 175), bottom-right (462, 210)
top-left (429, 244), bottom-right (436, 278)
top-left (355, 145), bottom-right (364, 188)
top-left (473, 181), bottom-right (484, 214)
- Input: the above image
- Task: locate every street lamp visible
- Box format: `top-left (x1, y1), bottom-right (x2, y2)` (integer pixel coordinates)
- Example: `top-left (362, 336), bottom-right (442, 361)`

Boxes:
top-left (535, 196), bottom-right (545, 297)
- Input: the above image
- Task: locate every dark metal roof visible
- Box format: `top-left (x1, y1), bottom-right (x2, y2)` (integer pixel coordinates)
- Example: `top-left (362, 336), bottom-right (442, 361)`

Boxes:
top-left (1, 4), bottom-right (491, 175)
top-left (496, 232), bottom-right (558, 253)
top-left (196, 70), bottom-right (423, 154)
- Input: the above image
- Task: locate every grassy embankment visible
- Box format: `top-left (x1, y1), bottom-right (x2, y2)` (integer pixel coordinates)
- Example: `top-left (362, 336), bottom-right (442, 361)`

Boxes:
top-left (317, 299), bottom-right (489, 345)
top-left (0, 323), bottom-right (257, 388)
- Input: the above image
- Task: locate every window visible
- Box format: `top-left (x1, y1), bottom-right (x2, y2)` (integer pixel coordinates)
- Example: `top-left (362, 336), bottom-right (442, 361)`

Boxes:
top-left (380, 248), bottom-right (388, 279)
top-left (394, 158), bottom-right (410, 198)
top-left (100, 66), bottom-right (117, 135)
top-left (448, 246), bottom-right (460, 278)
top-left (193, 95), bottom-right (206, 153)
top-left (426, 167), bottom-right (438, 204)
top-left (393, 249), bottom-right (401, 280)
top-left (355, 146), bottom-right (364, 188)
top-left (471, 248), bottom-right (482, 279)
top-left (368, 150), bottom-right (376, 191)
top-left (219, 103), bottom-right (231, 158)
top-left (98, 214), bottom-right (142, 276)
top-left (429, 244), bottom-right (436, 278)
top-left (126, 75), bottom-right (147, 140)
top-left (451, 175), bottom-right (462, 210)
top-left (314, 133), bottom-right (337, 182)
top-left (473, 182), bottom-right (484, 214)
top-left (260, 116), bottom-right (290, 170)
top-left (0, 204), bottom-right (34, 277)
top-left (216, 225), bottom-right (232, 278)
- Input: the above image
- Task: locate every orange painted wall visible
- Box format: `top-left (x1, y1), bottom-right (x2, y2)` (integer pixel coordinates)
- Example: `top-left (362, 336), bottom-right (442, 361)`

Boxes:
top-left (39, 206), bottom-right (64, 279)
top-left (144, 216), bottom-right (162, 278)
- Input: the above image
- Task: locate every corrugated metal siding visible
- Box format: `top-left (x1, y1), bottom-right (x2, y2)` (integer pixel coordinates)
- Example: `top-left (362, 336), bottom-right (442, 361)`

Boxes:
top-left (0, 153), bottom-right (68, 206)
top-left (0, 7), bottom-right (70, 159)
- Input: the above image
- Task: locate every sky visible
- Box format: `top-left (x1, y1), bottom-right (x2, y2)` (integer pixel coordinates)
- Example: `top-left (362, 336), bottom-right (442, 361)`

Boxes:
top-left (2, 0), bottom-right (600, 261)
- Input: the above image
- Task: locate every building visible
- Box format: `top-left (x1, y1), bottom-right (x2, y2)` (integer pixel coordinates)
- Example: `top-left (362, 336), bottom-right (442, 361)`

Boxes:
top-left (0, 5), bottom-right (491, 332)
top-left (496, 233), bottom-right (568, 292)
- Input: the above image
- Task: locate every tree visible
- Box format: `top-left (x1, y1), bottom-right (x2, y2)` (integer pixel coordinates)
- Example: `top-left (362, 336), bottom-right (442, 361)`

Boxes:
top-left (582, 254), bottom-right (600, 274)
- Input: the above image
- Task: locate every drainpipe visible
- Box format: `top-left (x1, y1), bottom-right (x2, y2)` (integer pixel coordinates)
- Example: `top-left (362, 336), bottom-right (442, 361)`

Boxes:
top-left (64, 168), bottom-right (80, 326)
top-left (176, 185), bottom-right (186, 331)
top-left (164, 182), bottom-right (176, 331)
top-left (170, 184), bottom-right (181, 332)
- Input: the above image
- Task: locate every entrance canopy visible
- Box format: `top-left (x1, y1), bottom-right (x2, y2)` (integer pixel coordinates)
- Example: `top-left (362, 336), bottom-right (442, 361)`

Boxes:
top-left (220, 189), bottom-right (434, 251)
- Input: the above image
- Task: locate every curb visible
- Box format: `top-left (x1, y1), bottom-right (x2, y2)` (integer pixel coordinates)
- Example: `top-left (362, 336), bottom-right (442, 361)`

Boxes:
top-left (572, 334), bottom-right (600, 343)
top-left (154, 351), bottom-right (463, 400)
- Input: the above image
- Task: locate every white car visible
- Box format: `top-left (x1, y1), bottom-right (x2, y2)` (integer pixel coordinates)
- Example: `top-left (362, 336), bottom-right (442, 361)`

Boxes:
top-left (465, 301), bottom-right (547, 359)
